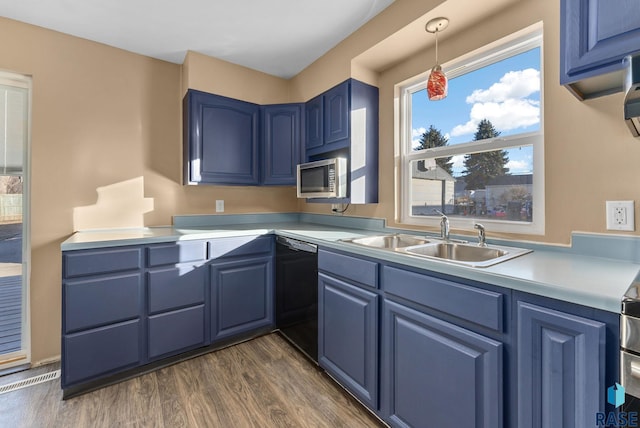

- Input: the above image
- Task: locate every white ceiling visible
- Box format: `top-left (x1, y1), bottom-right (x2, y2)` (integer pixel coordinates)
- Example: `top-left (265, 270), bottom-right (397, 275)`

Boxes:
top-left (0, 0), bottom-right (395, 78)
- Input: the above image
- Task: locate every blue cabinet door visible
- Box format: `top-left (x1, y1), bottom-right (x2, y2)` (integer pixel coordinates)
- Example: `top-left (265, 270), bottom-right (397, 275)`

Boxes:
top-left (516, 301), bottom-right (606, 428)
top-left (323, 80), bottom-right (350, 148)
top-left (305, 94), bottom-right (323, 153)
top-left (561, 0), bottom-right (640, 97)
top-left (381, 300), bottom-right (503, 428)
top-left (184, 89), bottom-right (260, 185)
top-left (261, 104), bottom-right (302, 185)
top-left (318, 272), bottom-right (379, 410)
top-left (62, 319), bottom-right (142, 387)
top-left (304, 80), bottom-right (350, 157)
top-left (210, 255), bottom-right (274, 342)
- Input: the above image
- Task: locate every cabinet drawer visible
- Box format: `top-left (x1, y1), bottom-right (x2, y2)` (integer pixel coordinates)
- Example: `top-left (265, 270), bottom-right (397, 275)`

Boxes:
top-left (382, 266), bottom-right (503, 331)
top-left (64, 247), bottom-right (142, 278)
top-left (148, 305), bottom-right (205, 359)
top-left (146, 241), bottom-right (206, 267)
top-left (318, 250), bottom-right (378, 288)
top-left (208, 235), bottom-right (272, 259)
top-left (147, 266), bottom-right (205, 314)
top-left (64, 273), bottom-right (142, 333)
top-left (63, 319), bottom-right (141, 387)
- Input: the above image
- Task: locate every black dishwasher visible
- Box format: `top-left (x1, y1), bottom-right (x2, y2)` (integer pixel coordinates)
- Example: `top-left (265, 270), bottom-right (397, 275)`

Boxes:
top-left (275, 236), bottom-right (318, 364)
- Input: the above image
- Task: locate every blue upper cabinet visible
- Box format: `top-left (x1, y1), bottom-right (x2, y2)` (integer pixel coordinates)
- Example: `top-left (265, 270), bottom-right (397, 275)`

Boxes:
top-left (261, 103), bottom-right (302, 186)
top-left (184, 89), bottom-right (260, 185)
top-left (323, 81), bottom-right (350, 147)
top-left (305, 79), bottom-right (375, 159)
top-left (304, 79), bottom-right (379, 204)
top-left (561, 0), bottom-right (640, 99)
top-left (305, 94), bottom-right (323, 151)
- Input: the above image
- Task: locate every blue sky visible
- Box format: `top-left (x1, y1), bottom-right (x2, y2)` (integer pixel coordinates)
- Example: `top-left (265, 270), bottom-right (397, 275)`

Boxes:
top-left (411, 48), bottom-right (540, 177)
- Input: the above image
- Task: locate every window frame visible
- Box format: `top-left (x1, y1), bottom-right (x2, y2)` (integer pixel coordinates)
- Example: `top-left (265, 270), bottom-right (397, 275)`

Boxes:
top-left (397, 24), bottom-right (545, 235)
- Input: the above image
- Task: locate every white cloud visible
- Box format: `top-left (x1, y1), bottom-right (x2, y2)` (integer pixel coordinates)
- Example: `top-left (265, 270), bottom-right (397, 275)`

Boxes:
top-left (451, 155), bottom-right (465, 169)
top-left (506, 159), bottom-right (531, 173)
top-left (412, 127), bottom-right (426, 138)
top-left (451, 68), bottom-right (540, 138)
top-left (411, 127), bottom-right (426, 149)
top-left (466, 69), bottom-right (540, 103)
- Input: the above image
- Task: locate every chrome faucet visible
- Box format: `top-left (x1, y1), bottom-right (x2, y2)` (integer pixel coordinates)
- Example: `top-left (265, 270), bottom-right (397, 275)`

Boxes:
top-left (474, 223), bottom-right (487, 247)
top-left (433, 209), bottom-right (450, 241)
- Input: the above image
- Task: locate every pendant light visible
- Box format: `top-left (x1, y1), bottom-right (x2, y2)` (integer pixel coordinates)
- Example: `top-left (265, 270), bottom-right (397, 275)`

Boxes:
top-left (425, 17), bottom-right (449, 101)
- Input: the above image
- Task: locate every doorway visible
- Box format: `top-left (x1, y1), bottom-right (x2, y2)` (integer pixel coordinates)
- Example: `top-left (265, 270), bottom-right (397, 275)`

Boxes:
top-left (0, 72), bottom-right (30, 370)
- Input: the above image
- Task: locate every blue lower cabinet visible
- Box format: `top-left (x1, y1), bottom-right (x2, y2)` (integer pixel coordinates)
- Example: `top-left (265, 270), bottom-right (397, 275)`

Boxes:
top-left (62, 319), bottom-right (142, 387)
top-left (516, 301), bottom-right (606, 428)
top-left (318, 272), bottom-right (379, 410)
top-left (148, 305), bottom-right (206, 360)
top-left (381, 300), bottom-right (503, 428)
top-left (210, 255), bottom-right (274, 342)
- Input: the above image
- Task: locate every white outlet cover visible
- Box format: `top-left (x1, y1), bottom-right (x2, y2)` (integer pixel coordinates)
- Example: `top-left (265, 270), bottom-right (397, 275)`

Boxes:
top-left (606, 200), bottom-right (635, 231)
top-left (215, 200), bottom-right (224, 213)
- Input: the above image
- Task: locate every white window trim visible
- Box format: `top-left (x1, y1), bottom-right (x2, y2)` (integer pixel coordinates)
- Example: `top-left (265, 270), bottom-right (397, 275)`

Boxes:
top-left (397, 23), bottom-right (545, 235)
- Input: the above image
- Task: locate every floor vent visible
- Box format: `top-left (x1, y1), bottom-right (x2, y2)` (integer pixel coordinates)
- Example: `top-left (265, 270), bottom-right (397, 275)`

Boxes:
top-left (0, 369), bottom-right (60, 395)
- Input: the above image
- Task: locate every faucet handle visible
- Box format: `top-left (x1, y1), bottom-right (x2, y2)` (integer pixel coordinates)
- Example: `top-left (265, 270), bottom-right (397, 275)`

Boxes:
top-left (474, 223), bottom-right (487, 247)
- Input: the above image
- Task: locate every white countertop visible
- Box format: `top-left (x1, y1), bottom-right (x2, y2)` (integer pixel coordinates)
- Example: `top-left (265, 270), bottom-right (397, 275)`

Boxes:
top-left (61, 222), bottom-right (640, 313)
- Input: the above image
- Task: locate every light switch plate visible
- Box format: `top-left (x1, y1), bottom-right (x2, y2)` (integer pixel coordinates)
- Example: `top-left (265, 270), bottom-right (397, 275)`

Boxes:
top-left (606, 200), bottom-right (634, 231)
top-left (216, 200), bottom-right (224, 213)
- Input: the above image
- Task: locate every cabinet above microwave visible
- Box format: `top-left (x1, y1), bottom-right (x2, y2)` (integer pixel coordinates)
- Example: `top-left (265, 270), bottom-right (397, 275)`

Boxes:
top-left (303, 79), bottom-right (379, 205)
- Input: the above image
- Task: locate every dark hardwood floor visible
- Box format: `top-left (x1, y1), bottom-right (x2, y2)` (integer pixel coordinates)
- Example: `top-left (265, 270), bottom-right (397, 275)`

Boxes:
top-left (0, 333), bottom-right (384, 427)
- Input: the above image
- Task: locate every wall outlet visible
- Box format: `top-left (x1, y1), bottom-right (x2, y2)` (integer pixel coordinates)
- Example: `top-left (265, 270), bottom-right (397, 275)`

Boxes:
top-left (606, 200), bottom-right (635, 231)
top-left (215, 200), bottom-right (224, 213)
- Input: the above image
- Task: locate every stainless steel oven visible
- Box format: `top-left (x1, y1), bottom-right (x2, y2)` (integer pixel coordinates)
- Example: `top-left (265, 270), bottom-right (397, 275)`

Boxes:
top-left (620, 272), bottom-right (640, 412)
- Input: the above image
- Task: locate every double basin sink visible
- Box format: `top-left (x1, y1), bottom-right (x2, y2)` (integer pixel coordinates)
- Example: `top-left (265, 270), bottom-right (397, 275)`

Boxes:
top-left (340, 233), bottom-right (532, 268)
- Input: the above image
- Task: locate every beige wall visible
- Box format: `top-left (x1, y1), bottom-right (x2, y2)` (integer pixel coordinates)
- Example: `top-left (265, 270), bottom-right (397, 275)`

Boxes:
top-left (298, 0), bottom-right (640, 243)
top-left (1, 0), bottom-right (639, 364)
top-left (0, 17), bottom-right (297, 364)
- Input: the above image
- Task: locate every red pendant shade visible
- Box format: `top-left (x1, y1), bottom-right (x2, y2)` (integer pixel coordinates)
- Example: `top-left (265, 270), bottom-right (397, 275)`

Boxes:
top-left (427, 65), bottom-right (447, 101)
top-left (425, 17), bottom-right (449, 101)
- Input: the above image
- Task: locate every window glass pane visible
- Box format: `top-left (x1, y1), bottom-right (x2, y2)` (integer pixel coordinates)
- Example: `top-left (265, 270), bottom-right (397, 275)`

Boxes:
top-left (411, 47), bottom-right (540, 148)
top-left (0, 85), bottom-right (27, 175)
top-left (409, 145), bottom-right (533, 222)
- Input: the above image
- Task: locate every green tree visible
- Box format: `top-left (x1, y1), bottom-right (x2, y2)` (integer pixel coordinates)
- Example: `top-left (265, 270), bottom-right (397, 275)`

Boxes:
top-left (415, 125), bottom-right (453, 175)
top-left (462, 119), bottom-right (510, 190)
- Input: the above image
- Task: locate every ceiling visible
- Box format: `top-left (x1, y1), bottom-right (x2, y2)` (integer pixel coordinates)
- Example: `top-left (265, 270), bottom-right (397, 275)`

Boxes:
top-left (0, 0), bottom-right (395, 79)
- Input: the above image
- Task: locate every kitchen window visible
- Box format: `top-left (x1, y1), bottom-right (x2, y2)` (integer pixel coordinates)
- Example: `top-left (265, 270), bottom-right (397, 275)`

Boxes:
top-left (398, 24), bottom-right (544, 235)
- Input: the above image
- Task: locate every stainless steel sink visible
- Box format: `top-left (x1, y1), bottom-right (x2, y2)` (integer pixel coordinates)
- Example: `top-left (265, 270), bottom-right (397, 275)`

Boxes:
top-left (340, 233), bottom-right (532, 267)
top-left (398, 242), bottom-right (532, 268)
top-left (341, 234), bottom-right (430, 250)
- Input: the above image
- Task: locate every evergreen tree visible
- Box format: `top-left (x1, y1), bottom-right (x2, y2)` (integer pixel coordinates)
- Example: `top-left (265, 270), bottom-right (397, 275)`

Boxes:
top-left (462, 119), bottom-right (510, 190)
top-left (415, 125), bottom-right (453, 175)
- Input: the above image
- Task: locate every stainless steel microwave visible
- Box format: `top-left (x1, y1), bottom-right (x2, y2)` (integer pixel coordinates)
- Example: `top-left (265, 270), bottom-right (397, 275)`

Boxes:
top-left (296, 158), bottom-right (347, 199)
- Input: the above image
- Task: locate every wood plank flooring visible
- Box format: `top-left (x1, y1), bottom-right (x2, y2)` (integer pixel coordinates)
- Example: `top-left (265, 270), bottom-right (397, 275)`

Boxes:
top-left (0, 275), bottom-right (21, 354)
top-left (0, 333), bottom-right (384, 427)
